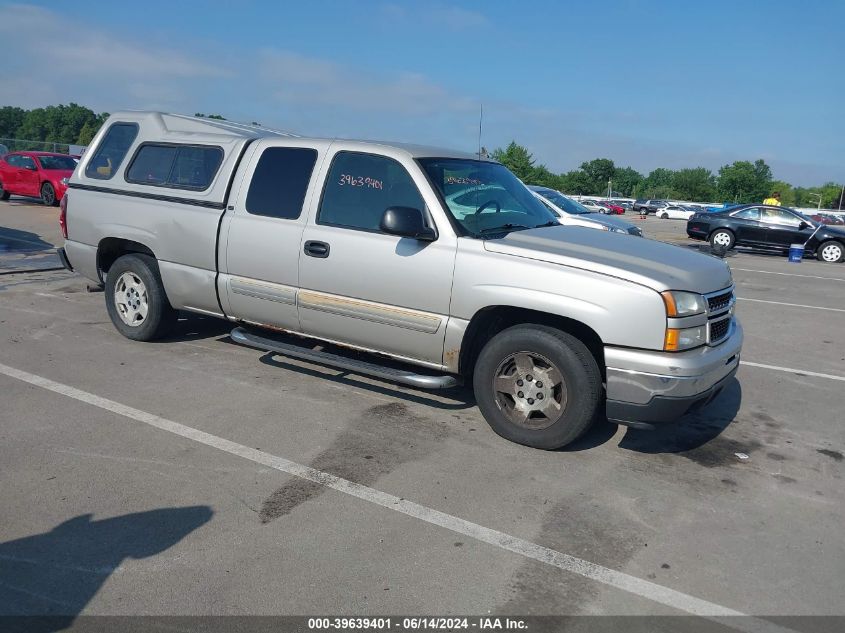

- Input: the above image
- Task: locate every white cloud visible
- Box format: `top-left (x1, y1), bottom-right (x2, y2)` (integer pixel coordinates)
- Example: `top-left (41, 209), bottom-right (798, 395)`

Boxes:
top-left (259, 49), bottom-right (477, 117)
top-left (0, 4), bottom-right (229, 109)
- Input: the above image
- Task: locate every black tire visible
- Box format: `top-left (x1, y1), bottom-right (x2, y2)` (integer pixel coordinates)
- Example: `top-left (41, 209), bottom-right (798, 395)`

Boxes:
top-left (709, 228), bottom-right (735, 250)
top-left (473, 325), bottom-right (602, 449)
top-left (0, 180), bottom-right (9, 201)
top-left (104, 253), bottom-right (176, 341)
top-left (660, 212), bottom-right (669, 219)
top-left (817, 240), bottom-right (844, 263)
top-left (41, 182), bottom-right (58, 206)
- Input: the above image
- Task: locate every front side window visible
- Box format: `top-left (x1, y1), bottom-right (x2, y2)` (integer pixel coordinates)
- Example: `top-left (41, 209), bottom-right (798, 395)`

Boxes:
top-left (760, 208), bottom-right (801, 227)
top-left (419, 158), bottom-right (557, 236)
top-left (318, 152), bottom-right (425, 231)
top-left (246, 147), bottom-right (318, 219)
top-left (126, 144), bottom-right (223, 190)
top-left (85, 123), bottom-right (138, 180)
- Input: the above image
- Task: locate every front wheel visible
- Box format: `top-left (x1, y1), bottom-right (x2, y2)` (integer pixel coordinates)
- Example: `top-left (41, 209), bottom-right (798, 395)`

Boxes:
top-left (105, 254), bottom-right (177, 341)
top-left (709, 229), bottom-right (735, 250)
top-left (817, 241), bottom-right (844, 263)
top-left (473, 325), bottom-right (601, 449)
top-left (41, 182), bottom-right (58, 206)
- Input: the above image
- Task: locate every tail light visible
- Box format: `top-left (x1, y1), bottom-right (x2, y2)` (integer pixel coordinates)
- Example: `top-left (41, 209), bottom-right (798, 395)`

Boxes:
top-left (59, 193), bottom-right (68, 239)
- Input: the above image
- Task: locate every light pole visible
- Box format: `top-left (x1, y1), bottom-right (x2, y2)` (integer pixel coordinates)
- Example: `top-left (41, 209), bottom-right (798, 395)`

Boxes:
top-left (808, 193), bottom-right (822, 212)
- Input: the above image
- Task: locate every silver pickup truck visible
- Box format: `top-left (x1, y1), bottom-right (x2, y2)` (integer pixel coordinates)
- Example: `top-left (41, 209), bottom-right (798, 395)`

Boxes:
top-left (59, 112), bottom-right (742, 449)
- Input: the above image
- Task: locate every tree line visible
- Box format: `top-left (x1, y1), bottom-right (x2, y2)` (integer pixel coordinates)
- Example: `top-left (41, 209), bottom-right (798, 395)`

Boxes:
top-left (491, 141), bottom-right (844, 209)
top-left (0, 105), bottom-right (231, 148)
top-left (2, 104), bottom-right (841, 208)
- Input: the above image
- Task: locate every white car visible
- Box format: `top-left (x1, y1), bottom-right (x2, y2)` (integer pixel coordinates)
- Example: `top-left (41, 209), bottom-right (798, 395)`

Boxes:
top-left (657, 205), bottom-right (696, 220)
top-left (579, 199), bottom-right (610, 213)
top-left (528, 187), bottom-right (642, 236)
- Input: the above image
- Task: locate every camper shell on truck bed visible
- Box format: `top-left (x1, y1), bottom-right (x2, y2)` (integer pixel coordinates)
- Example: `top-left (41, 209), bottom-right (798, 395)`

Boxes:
top-left (61, 111), bottom-right (742, 451)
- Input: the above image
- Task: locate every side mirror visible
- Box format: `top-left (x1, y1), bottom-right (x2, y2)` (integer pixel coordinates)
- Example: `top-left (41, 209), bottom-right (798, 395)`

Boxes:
top-left (380, 207), bottom-right (436, 241)
top-left (25, 164), bottom-right (37, 171)
top-left (799, 221), bottom-right (809, 230)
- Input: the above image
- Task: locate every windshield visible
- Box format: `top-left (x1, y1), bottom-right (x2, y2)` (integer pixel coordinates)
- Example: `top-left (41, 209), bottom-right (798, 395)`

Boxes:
top-left (419, 158), bottom-right (558, 236)
top-left (538, 189), bottom-right (592, 215)
top-left (38, 155), bottom-right (77, 170)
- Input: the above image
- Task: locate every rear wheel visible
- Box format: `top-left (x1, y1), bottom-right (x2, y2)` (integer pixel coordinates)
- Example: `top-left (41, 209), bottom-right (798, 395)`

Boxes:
top-left (817, 241), bottom-right (844, 263)
top-left (710, 229), bottom-right (735, 250)
top-left (41, 182), bottom-right (57, 206)
top-left (105, 254), bottom-right (176, 341)
top-left (473, 325), bottom-right (601, 449)
top-left (660, 212), bottom-right (669, 219)
top-left (0, 180), bottom-right (9, 200)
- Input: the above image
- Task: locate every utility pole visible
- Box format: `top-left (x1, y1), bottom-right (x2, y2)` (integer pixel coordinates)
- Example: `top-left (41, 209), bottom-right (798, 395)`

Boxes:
top-left (607, 179), bottom-right (612, 198)
top-left (838, 184), bottom-right (844, 211)
top-left (808, 193), bottom-right (822, 211)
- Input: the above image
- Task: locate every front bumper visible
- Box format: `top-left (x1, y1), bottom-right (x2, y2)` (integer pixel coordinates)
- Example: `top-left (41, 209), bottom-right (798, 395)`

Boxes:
top-left (604, 319), bottom-right (742, 425)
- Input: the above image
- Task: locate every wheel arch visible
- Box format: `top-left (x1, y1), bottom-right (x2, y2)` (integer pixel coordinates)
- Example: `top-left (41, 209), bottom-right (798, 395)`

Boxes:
top-left (97, 237), bottom-right (157, 281)
top-left (457, 305), bottom-right (605, 381)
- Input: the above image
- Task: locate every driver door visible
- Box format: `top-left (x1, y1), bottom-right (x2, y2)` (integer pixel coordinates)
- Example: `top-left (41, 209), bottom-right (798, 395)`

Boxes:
top-left (298, 150), bottom-right (457, 366)
top-left (760, 208), bottom-right (809, 249)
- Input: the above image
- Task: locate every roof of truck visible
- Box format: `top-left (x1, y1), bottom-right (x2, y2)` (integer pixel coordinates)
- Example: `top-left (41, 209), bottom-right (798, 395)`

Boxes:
top-left (109, 111), bottom-right (493, 162)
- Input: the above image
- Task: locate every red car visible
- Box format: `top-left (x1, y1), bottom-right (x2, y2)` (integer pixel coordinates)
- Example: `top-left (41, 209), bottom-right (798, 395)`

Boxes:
top-left (0, 151), bottom-right (77, 206)
top-left (602, 201), bottom-right (625, 215)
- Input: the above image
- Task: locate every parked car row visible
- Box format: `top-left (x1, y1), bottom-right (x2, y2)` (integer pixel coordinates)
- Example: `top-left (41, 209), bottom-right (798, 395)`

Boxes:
top-left (686, 204), bottom-right (845, 263)
top-left (528, 187), bottom-right (642, 236)
top-left (0, 151), bottom-right (79, 206)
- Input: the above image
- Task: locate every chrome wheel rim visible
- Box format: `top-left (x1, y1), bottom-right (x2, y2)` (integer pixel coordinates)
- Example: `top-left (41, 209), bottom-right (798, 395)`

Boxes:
top-left (713, 231), bottom-right (731, 246)
top-left (114, 272), bottom-right (149, 326)
top-left (492, 351), bottom-right (567, 429)
top-left (821, 244), bottom-right (842, 262)
top-left (42, 184), bottom-right (54, 205)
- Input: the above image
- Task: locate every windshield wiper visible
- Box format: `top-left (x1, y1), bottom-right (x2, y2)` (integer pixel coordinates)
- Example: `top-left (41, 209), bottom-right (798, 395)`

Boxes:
top-left (533, 221), bottom-right (559, 228)
top-left (477, 223), bottom-right (533, 236)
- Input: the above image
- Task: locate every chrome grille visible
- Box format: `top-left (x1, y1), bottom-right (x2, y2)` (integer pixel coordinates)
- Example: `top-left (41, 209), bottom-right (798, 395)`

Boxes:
top-left (708, 291), bottom-right (732, 312)
top-left (709, 317), bottom-right (730, 343)
top-left (705, 286), bottom-right (734, 345)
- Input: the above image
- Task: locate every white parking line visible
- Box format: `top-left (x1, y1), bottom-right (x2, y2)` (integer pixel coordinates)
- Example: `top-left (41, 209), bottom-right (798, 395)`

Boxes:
top-left (740, 361), bottom-right (845, 382)
top-left (733, 268), bottom-right (845, 282)
top-left (0, 361), bottom-right (794, 633)
top-left (736, 297), bottom-right (845, 313)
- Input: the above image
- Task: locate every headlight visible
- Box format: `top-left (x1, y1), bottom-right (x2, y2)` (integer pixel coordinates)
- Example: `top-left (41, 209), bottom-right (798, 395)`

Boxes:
top-left (61, 177), bottom-right (69, 185)
top-left (664, 325), bottom-right (707, 351)
top-left (611, 226), bottom-right (626, 234)
top-left (661, 290), bottom-right (707, 317)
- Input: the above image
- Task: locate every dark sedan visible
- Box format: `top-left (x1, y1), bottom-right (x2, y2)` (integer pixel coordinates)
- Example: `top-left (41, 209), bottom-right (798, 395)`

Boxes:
top-left (686, 204), bottom-right (845, 263)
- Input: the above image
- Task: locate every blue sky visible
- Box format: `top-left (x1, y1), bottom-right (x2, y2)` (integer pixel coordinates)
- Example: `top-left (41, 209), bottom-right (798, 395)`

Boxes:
top-left (1, 1), bottom-right (842, 185)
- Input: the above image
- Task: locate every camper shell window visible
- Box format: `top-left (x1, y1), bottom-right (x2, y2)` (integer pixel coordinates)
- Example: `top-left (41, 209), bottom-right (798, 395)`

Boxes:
top-left (125, 143), bottom-right (224, 191)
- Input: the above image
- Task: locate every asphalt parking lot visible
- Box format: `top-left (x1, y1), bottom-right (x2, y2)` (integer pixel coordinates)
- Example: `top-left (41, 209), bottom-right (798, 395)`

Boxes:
top-left (1, 201), bottom-right (843, 631)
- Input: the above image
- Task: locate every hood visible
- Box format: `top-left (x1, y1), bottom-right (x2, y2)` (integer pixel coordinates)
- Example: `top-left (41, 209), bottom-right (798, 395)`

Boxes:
top-left (483, 225), bottom-right (733, 294)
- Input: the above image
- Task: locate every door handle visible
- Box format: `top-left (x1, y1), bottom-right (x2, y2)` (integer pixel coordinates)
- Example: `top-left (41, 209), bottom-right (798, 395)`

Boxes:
top-left (304, 240), bottom-right (330, 258)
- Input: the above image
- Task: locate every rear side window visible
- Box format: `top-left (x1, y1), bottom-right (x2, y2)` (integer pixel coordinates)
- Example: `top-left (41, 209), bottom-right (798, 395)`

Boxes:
top-left (245, 147), bottom-right (318, 219)
top-left (732, 207), bottom-right (760, 221)
top-left (85, 123), bottom-right (138, 180)
top-left (126, 144), bottom-right (223, 190)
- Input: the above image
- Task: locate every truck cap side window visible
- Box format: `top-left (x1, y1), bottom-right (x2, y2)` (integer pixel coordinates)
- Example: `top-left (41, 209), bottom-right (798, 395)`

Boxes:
top-left (126, 144), bottom-right (224, 191)
top-left (318, 151), bottom-right (425, 232)
top-left (85, 123), bottom-right (139, 180)
top-left (245, 147), bottom-right (318, 219)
